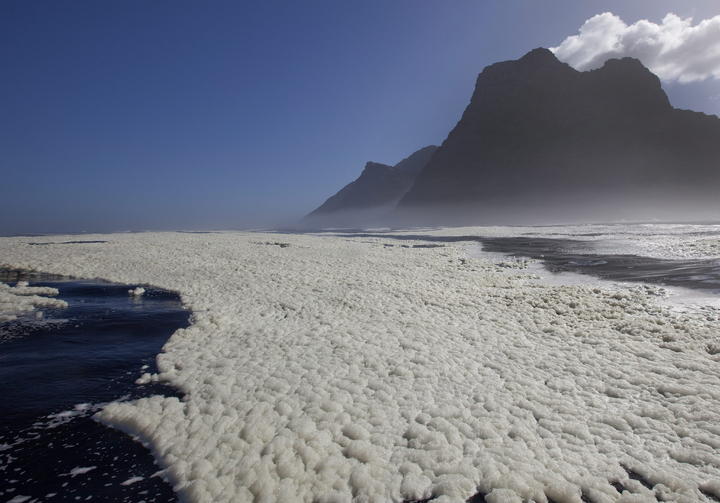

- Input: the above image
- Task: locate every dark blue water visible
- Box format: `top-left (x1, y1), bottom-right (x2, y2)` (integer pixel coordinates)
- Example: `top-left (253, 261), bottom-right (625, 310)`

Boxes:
top-left (326, 232), bottom-right (720, 293)
top-left (0, 269), bottom-right (189, 503)
top-left (478, 237), bottom-right (720, 293)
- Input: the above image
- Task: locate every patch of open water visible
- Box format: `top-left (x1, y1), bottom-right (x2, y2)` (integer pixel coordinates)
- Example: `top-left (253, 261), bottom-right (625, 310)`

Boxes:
top-left (0, 269), bottom-right (189, 502)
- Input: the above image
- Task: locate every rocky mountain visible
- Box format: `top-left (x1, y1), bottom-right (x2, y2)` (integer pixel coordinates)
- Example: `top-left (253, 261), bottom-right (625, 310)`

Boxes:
top-left (306, 145), bottom-right (437, 222)
top-left (396, 48), bottom-right (720, 223)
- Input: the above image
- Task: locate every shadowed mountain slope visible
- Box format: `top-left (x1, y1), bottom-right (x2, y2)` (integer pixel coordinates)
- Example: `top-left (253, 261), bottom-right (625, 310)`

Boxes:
top-left (396, 48), bottom-right (720, 223)
top-left (307, 145), bottom-right (437, 219)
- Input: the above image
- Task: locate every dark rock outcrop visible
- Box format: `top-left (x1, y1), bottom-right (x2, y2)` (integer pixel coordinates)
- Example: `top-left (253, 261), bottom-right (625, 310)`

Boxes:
top-left (397, 48), bottom-right (720, 223)
top-left (306, 145), bottom-right (437, 221)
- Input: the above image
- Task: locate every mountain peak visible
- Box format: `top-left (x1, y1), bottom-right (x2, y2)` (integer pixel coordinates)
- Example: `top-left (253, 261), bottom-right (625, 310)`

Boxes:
top-left (602, 56), bottom-right (647, 69)
top-left (591, 56), bottom-right (669, 109)
top-left (519, 47), bottom-right (560, 65)
top-left (597, 56), bottom-right (659, 80)
top-left (398, 47), bottom-right (718, 217)
top-left (360, 161), bottom-right (392, 176)
top-left (306, 146), bottom-right (437, 220)
top-left (476, 47), bottom-right (575, 88)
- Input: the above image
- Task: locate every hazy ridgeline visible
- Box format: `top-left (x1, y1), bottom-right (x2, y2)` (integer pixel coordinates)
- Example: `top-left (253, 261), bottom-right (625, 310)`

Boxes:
top-left (303, 48), bottom-right (720, 229)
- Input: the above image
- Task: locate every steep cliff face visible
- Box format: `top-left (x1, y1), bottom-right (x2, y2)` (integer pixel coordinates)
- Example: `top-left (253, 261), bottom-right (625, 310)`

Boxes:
top-left (398, 48), bottom-right (720, 219)
top-left (307, 145), bottom-right (437, 219)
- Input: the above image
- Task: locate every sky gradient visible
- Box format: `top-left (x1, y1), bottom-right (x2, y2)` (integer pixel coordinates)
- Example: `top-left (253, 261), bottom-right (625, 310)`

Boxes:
top-left (2, 0), bottom-right (720, 234)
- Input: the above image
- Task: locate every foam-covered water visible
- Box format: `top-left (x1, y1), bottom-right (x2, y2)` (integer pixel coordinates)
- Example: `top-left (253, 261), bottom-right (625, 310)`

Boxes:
top-left (0, 269), bottom-right (189, 502)
top-left (1, 230), bottom-right (720, 503)
top-left (478, 236), bottom-right (720, 293)
top-left (328, 231), bottom-right (720, 293)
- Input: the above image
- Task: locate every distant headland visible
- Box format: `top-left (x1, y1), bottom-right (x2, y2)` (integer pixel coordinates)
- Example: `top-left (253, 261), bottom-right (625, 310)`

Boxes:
top-left (304, 48), bottom-right (720, 227)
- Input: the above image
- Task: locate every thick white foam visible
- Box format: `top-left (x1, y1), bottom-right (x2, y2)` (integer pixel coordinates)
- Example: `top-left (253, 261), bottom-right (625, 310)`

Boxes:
top-left (468, 242), bottom-right (720, 313)
top-left (395, 222), bottom-right (720, 259)
top-left (0, 229), bottom-right (719, 502)
top-left (0, 280), bottom-right (67, 323)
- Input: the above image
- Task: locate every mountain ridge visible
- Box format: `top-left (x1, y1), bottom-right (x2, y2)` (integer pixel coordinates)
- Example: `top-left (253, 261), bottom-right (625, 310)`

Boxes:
top-left (396, 48), bottom-right (720, 222)
top-left (304, 48), bottom-right (720, 227)
top-left (306, 145), bottom-right (437, 219)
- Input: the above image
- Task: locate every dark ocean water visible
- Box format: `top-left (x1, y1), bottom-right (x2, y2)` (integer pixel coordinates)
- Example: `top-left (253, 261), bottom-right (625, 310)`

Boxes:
top-left (0, 269), bottom-right (189, 503)
top-left (481, 237), bottom-right (720, 294)
top-left (479, 236), bottom-right (720, 293)
top-left (329, 232), bottom-right (720, 294)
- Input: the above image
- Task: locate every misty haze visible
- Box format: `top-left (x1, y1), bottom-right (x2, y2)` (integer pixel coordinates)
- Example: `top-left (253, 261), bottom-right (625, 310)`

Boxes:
top-left (2, 2), bottom-right (720, 503)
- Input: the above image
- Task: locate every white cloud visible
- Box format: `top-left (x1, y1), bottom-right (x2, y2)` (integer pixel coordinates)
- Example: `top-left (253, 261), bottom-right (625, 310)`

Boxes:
top-left (551, 12), bottom-right (720, 83)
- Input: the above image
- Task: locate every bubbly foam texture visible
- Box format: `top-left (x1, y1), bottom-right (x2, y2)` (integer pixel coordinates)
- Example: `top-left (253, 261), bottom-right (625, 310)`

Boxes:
top-left (1, 229), bottom-right (719, 502)
top-left (0, 280), bottom-right (67, 322)
top-left (398, 222), bottom-right (720, 259)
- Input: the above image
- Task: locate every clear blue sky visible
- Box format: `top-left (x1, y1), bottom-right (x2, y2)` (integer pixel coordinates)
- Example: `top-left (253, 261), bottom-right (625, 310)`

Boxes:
top-left (2, 0), bottom-right (719, 234)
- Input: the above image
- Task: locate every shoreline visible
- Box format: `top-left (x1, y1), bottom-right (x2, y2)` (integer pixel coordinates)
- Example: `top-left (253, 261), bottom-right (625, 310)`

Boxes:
top-left (1, 229), bottom-right (719, 502)
top-left (0, 269), bottom-right (190, 501)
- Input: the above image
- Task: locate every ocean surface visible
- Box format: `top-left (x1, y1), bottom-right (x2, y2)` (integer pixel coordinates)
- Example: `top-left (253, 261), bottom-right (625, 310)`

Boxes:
top-left (479, 236), bottom-right (720, 293)
top-left (2, 228), bottom-right (720, 502)
top-left (0, 269), bottom-right (189, 502)
top-left (331, 231), bottom-right (720, 294)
